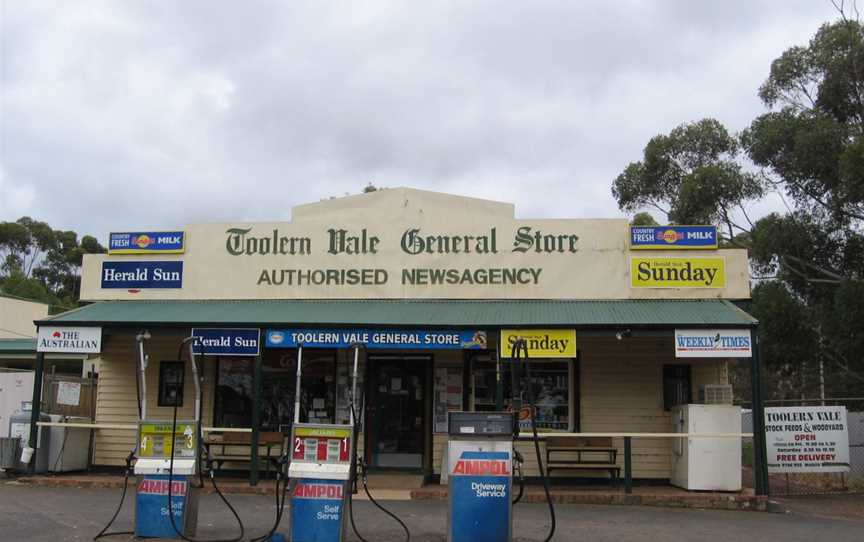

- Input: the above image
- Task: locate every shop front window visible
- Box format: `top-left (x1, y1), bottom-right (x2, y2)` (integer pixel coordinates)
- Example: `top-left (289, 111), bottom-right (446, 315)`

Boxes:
top-left (471, 356), bottom-right (572, 431)
top-left (213, 349), bottom-right (337, 430)
top-left (663, 365), bottom-right (691, 411)
top-left (158, 361), bottom-right (185, 407)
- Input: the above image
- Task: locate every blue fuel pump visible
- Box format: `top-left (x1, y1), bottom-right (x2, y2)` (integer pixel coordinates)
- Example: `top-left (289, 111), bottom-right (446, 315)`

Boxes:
top-left (445, 338), bottom-right (556, 542)
top-left (93, 333), bottom-right (283, 542)
top-left (286, 345), bottom-right (354, 542)
top-left (94, 335), bottom-right (408, 542)
top-left (447, 411), bottom-right (515, 542)
top-left (287, 343), bottom-right (411, 542)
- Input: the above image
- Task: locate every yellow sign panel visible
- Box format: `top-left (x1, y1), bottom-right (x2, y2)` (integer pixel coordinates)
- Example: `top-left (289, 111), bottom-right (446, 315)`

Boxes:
top-left (294, 427), bottom-right (352, 438)
top-left (500, 329), bottom-right (576, 358)
top-left (138, 422), bottom-right (197, 459)
top-left (631, 257), bottom-right (726, 288)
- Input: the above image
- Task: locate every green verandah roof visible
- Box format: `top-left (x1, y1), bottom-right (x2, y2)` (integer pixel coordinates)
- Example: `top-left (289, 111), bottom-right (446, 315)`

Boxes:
top-left (37, 299), bottom-right (757, 328)
top-left (0, 338), bottom-right (38, 353)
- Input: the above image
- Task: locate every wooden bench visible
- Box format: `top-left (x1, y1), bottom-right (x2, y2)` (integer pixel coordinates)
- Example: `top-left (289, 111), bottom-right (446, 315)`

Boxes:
top-left (204, 431), bottom-right (285, 476)
top-left (545, 436), bottom-right (620, 486)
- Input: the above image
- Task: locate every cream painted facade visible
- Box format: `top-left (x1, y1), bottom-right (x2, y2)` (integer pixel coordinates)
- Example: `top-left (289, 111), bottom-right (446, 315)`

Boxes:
top-left (73, 189), bottom-right (750, 481)
top-left (0, 295), bottom-right (48, 338)
top-left (80, 188), bottom-right (750, 301)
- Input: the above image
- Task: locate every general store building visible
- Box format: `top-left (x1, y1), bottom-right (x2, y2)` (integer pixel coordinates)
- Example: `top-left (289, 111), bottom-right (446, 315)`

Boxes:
top-left (33, 188), bottom-right (764, 488)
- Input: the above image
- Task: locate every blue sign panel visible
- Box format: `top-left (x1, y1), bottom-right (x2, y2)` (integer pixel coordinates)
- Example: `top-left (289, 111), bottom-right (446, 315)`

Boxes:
top-left (450, 451), bottom-right (511, 542)
top-left (108, 231), bottom-right (185, 254)
top-left (191, 328), bottom-right (260, 356)
top-left (266, 328), bottom-right (487, 350)
top-left (101, 261), bottom-right (183, 289)
top-left (290, 478), bottom-right (346, 542)
top-left (630, 225), bottom-right (718, 249)
top-left (135, 475), bottom-right (192, 538)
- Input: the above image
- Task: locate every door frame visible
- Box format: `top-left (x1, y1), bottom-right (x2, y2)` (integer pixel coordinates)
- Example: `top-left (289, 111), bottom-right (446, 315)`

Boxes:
top-left (364, 354), bottom-right (433, 473)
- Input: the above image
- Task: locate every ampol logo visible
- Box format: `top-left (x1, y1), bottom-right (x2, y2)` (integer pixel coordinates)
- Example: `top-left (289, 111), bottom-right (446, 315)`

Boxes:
top-left (133, 234), bottom-right (153, 249)
top-left (656, 229), bottom-right (684, 244)
top-left (137, 479), bottom-right (187, 496)
top-left (452, 458), bottom-right (510, 476)
top-left (294, 483), bottom-right (343, 500)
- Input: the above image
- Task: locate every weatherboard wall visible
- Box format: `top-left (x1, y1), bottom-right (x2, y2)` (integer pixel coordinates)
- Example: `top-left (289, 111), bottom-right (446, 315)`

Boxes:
top-left (93, 333), bottom-right (729, 479)
top-left (93, 332), bottom-right (215, 466)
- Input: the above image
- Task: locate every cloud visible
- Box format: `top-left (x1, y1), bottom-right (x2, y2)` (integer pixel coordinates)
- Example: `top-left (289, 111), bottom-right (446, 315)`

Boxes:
top-left (0, 0), bottom-right (841, 239)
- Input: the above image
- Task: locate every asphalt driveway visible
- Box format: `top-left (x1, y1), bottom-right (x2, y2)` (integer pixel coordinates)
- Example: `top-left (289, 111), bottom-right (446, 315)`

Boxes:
top-left (0, 482), bottom-right (861, 541)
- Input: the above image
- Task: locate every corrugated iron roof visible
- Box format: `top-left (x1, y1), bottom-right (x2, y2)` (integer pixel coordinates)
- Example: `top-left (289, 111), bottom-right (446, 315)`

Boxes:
top-left (0, 338), bottom-right (37, 353)
top-left (38, 299), bottom-right (756, 328)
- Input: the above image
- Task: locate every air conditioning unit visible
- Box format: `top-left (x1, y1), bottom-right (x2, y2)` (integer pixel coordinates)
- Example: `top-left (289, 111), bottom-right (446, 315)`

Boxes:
top-left (699, 384), bottom-right (733, 405)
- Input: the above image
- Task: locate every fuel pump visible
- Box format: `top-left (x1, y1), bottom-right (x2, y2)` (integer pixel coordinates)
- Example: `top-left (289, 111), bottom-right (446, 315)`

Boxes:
top-left (445, 338), bottom-right (556, 542)
top-left (135, 335), bottom-right (202, 539)
top-left (95, 333), bottom-right (274, 542)
top-left (286, 344), bottom-right (355, 542)
top-left (287, 343), bottom-right (411, 542)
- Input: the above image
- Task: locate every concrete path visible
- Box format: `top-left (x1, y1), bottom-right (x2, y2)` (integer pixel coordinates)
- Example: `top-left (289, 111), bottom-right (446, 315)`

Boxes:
top-left (0, 482), bottom-right (861, 541)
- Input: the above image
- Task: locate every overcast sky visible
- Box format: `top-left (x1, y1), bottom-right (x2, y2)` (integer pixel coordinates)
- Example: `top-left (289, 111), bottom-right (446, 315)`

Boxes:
top-left (0, 1), bottom-right (843, 241)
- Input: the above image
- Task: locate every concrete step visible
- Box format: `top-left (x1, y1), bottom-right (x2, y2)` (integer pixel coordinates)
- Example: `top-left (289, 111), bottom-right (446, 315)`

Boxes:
top-left (363, 473), bottom-right (425, 489)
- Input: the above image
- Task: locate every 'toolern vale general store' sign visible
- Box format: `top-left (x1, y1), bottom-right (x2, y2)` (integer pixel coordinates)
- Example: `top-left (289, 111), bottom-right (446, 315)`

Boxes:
top-left (79, 191), bottom-right (749, 301)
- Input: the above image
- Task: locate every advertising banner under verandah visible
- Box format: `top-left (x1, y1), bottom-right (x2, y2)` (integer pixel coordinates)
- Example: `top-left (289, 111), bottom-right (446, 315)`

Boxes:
top-left (191, 328), bottom-right (261, 356)
top-left (265, 328), bottom-right (488, 349)
top-left (674, 329), bottom-right (752, 358)
top-left (36, 326), bottom-right (102, 353)
top-left (499, 329), bottom-right (576, 358)
top-left (766, 406), bottom-right (851, 473)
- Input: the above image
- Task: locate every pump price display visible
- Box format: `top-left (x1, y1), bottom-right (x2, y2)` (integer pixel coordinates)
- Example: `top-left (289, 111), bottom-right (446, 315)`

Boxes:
top-left (138, 422), bottom-right (197, 459)
top-left (292, 427), bottom-right (351, 463)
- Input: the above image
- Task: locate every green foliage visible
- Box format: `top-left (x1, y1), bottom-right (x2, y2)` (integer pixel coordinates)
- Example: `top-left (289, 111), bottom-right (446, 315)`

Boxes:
top-left (630, 212), bottom-right (659, 226)
top-left (746, 19), bottom-right (864, 223)
top-left (0, 272), bottom-right (57, 306)
top-left (612, 15), bottom-right (864, 398)
top-left (0, 217), bottom-right (105, 309)
top-left (612, 119), bottom-right (763, 228)
top-left (750, 282), bottom-right (820, 399)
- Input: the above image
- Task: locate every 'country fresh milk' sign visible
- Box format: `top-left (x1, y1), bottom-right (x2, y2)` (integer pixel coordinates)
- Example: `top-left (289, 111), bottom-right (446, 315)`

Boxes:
top-left (766, 406), bottom-right (850, 473)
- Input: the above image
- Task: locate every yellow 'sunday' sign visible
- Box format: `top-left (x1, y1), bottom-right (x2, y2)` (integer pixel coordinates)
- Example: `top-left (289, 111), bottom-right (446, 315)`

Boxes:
top-left (500, 329), bottom-right (577, 358)
top-left (631, 257), bottom-right (726, 288)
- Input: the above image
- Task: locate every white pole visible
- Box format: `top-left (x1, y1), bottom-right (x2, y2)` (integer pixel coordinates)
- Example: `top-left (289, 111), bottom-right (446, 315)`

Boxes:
top-left (188, 340), bottom-right (202, 425)
top-left (135, 331), bottom-right (150, 420)
top-left (350, 346), bottom-right (360, 426)
top-left (293, 346), bottom-right (304, 425)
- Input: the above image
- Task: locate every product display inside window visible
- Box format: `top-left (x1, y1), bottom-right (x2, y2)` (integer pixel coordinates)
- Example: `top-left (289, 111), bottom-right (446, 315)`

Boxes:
top-left (213, 350), bottom-right (337, 430)
top-left (471, 357), bottom-right (571, 431)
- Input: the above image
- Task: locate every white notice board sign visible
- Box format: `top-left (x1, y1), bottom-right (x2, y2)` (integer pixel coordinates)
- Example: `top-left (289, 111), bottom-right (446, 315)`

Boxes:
top-left (766, 406), bottom-right (850, 473)
top-left (57, 381), bottom-right (82, 406)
